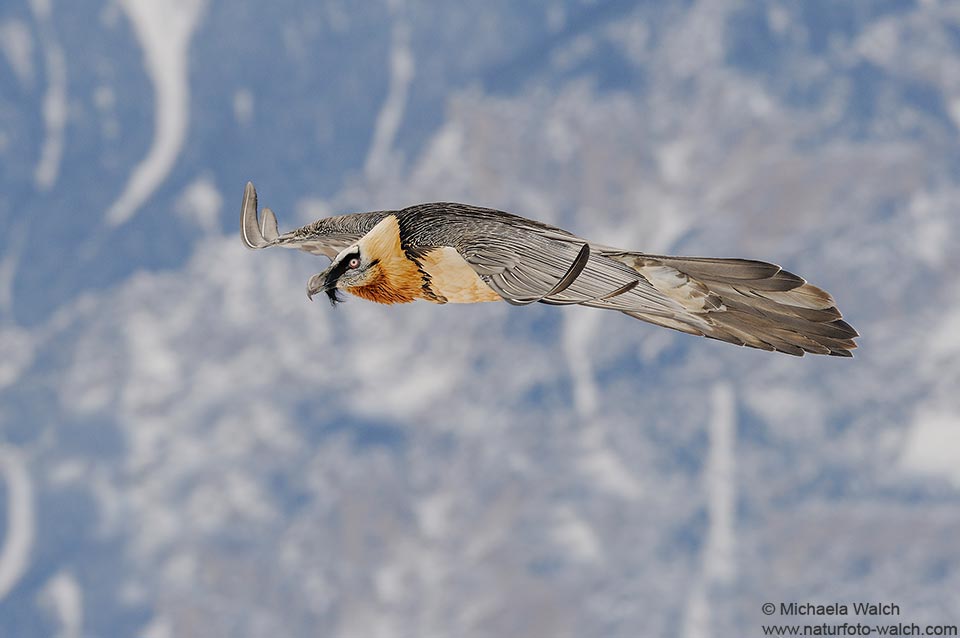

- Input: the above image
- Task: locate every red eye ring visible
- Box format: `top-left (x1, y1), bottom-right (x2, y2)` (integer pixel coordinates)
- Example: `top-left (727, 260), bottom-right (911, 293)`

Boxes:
top-left (347, 257), bottom-right (361, 269)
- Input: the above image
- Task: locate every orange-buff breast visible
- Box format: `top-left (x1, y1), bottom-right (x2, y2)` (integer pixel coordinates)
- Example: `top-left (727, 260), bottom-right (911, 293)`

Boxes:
top-left (418, 246), bottom-right (501, 304)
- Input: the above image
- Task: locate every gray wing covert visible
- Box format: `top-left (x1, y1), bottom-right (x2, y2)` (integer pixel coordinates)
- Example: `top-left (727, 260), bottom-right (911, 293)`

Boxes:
top-left (455, 223), bottom-right (686, 315)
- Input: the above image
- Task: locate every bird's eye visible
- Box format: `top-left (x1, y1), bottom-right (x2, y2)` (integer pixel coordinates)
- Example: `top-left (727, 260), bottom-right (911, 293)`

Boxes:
top-left (347, 257), bottom-right (361, 269)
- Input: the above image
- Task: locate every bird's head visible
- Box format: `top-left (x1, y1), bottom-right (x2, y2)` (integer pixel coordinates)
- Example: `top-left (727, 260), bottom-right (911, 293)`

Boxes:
top-left (307, 245), bottom-right (382, 305)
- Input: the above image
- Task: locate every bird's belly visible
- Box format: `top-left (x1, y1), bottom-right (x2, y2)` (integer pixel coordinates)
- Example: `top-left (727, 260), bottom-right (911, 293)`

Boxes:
top-left (418, 247), bottom-right (501, 304)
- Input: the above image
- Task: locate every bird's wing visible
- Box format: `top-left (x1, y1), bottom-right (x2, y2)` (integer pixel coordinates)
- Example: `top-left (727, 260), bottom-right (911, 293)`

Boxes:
top-left (456, 220), bottom-right (857, 356)
top-left (456, 225), bottom-right (686, 314)
top-left (240, 182), bottom-right (369, 258)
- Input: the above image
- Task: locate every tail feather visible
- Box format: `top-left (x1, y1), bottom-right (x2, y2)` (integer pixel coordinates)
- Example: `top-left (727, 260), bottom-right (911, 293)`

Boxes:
top-left (606, 252), bottom-right (858, 357)
top-left (713, 289), bottom-right (842, 322)
top-left (719, 297), bottom-right (854, 340)
top-left (645, 256), bottom-right (805, 290)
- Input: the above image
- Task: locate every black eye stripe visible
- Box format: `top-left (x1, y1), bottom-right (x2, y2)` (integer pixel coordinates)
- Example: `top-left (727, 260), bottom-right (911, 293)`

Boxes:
top-left (324, 248), bottom-right (362, 288)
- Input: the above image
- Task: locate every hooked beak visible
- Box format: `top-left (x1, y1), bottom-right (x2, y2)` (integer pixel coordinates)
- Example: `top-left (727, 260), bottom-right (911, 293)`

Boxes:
top-left (309, 246), bottom-right (361, 305)
top-left (306, 268), bottom-right (343, 305)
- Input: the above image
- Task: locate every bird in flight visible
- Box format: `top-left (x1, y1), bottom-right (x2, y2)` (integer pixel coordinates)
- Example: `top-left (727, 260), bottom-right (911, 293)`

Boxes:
top-left (241, 182), bottom-right (857, 356)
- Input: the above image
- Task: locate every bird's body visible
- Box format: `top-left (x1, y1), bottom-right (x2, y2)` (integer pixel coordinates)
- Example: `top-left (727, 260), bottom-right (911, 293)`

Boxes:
top-left (241, 182), bottom-right (858, 356)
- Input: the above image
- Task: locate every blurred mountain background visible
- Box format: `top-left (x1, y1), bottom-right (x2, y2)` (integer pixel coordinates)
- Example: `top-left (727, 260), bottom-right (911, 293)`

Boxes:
top-left (1, 1), bottom-right (959, 636)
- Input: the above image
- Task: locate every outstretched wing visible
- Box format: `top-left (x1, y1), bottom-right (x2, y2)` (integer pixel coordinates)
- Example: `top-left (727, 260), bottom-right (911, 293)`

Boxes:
top-left (455, 224), bottom-right (689, 314)
top-left (455, 220), bottom-right (857, 356)
top-left (240, 182), bottom-right (374, 258)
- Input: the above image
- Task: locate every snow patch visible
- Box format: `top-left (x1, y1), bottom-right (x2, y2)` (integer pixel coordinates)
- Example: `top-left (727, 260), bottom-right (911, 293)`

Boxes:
top-left (417, 493), bottom-right (452, 539)
top-left (855, 18), bottom-right (900, 68)
top-left (176, 175), bottom-right (223, 233)
top-left (30, 2), bottom-right (68, 191)
top-left (0, 222), bottom-right (25, 320)
top-left (909, 190), bottom-right (951, 267)
top-left (900, 409), bottom-right (960, 487)
top-left (364, 20), bottom-right (414, 179)
top-left (546, 5), bottom-right (566, 32)
top-left (233, 88), bottom-right (254, 126)
top-left (552, 507), bottom-right (602, 563)
top-left (0, 446), bottom-right (35, 601)
top-left (664, 2), bottom-right (731, 78)
top-left (0, 20), bottom-right (35, 87)
top-left (122, 310), bottom-right (182, 410)
top-left (950, 98), bottom-right (960, 133)
top-left (375, 563), bottom-right (407, 605)
top-left (94, 85), bottom-right (120, 140)
top-left (658, 140), bottom-right (694, 185)
top-left (140, 617), bottom-right (173, 638)
top-left (0, 326), bottom-right (35, 390)
top-left (29, 0), bottom-right (52, 21)
top-left (62, 338), bottom-right (118, 415)
top-left (562, 308), bottom-right (601, 418)
top-left (767, 5), bottom-right (790, 35)
top-left (34, 45), bottom-right (67, 190)
top-left (577, 428), bottom-right (644, 500)
top-left (295, 197), bottom-right (334, 225)
top-left (703, 382), bottom-right (736, 584)
top-left (682, 382), bottom-right (737, 638)
top-left (563, 307), bottom-right (643, 499)
top-left (926, 302), bottom-right (960, 361)
top-left (106, 0), bottom-right (208, 226)
top-left (410, 121), bottom-right (467, 190)
top-left (94, 85), bottom-right (115, 110)
top-left (743, 385), bottom-right (825, 443)
top-left (161, 552), bottom-right (197, 588)
top-left (39, 571), bottom-right (83, 638)
top-left (544, 110), bottom-right (578, 163)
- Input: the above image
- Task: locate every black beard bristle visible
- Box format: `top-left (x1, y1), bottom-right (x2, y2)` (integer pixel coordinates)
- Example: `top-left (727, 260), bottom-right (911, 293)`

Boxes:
top-left (326, 288), bottom-right (344, 306)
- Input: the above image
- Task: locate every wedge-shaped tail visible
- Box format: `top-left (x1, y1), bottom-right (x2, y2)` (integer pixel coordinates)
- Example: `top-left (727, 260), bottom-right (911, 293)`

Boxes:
top-left (607, 253), bottom-right (858, 356)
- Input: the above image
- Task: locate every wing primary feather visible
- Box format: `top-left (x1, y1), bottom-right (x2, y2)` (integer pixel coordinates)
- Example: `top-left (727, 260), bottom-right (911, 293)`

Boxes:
top-left (504, 243), bottom-right (592, 305)
top-left (260, 207), bottom-right (280, 242)
top-left (241, 181), bottom-right (267, 249)
top-left (545, 243), bottom-right (591, 296)
top-left (540, 278), bottom-right (640, 306)
top-left (597, 278), bottom-right (639, 300)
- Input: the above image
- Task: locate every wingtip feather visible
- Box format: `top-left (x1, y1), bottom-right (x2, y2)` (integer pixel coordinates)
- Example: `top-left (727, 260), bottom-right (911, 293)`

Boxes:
top-left (261, 207), bottom-right (280, 242)
top-left (241, 181), bottom-right (269, 249)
